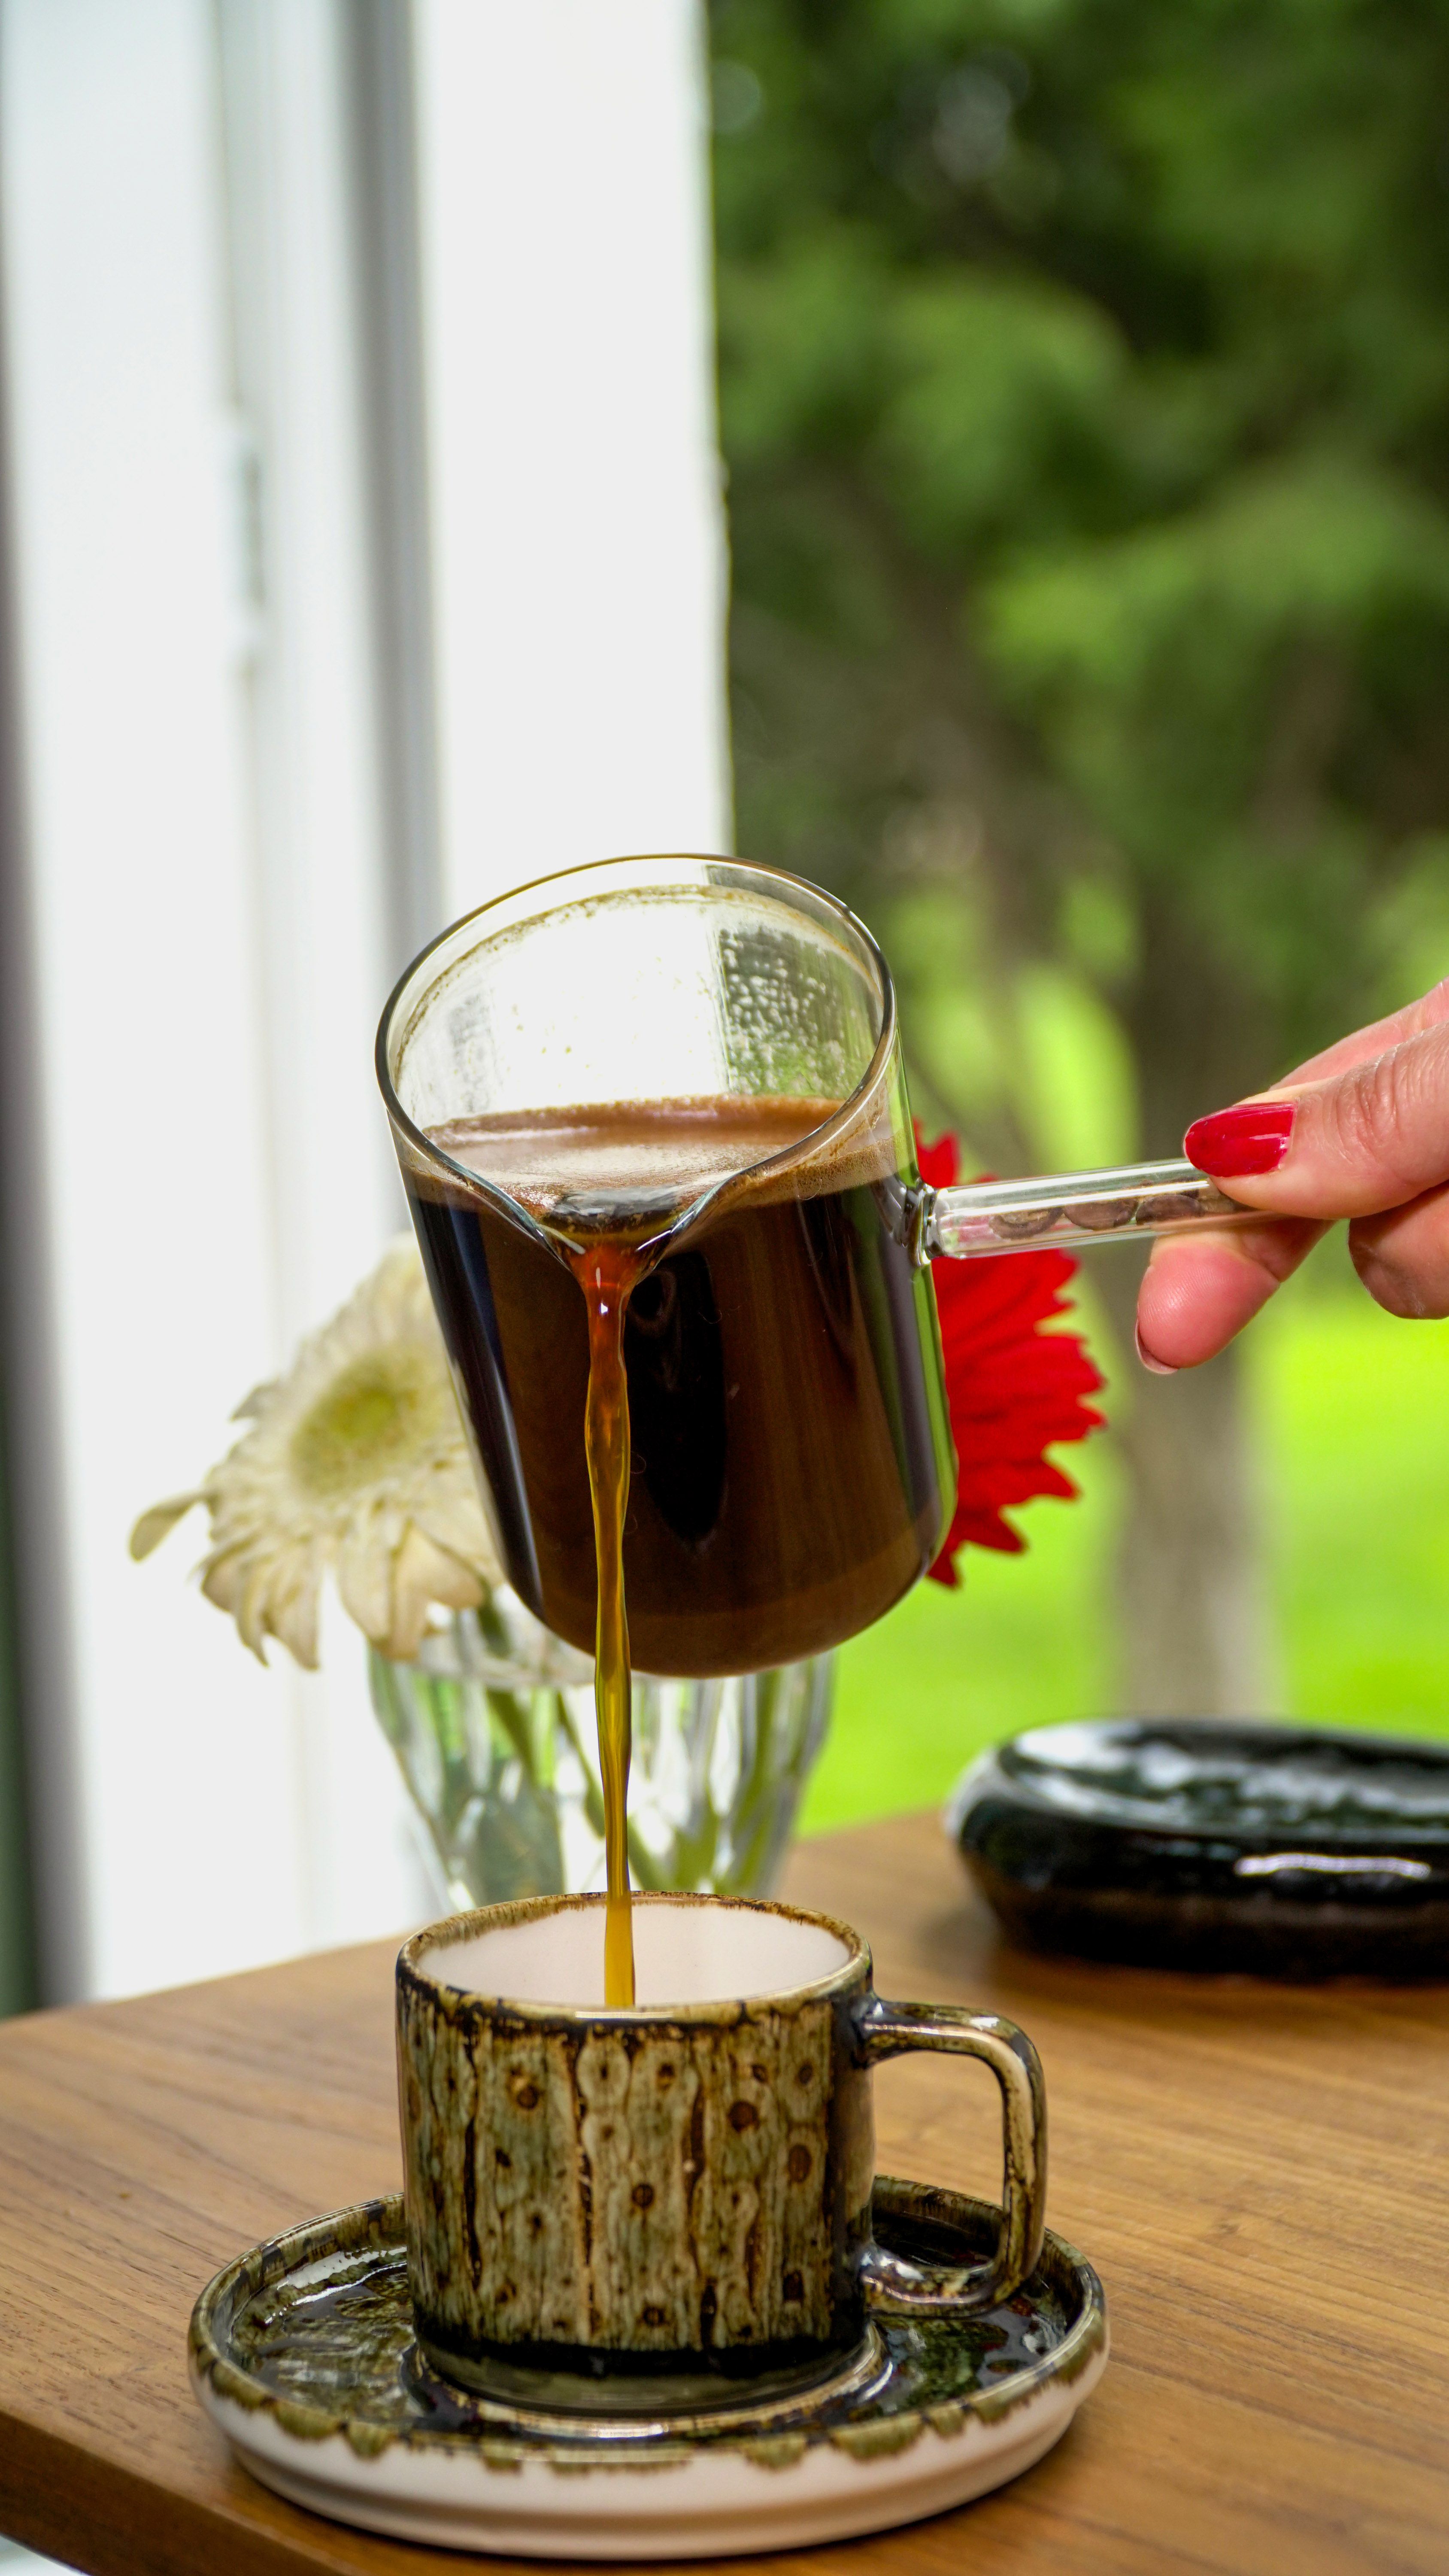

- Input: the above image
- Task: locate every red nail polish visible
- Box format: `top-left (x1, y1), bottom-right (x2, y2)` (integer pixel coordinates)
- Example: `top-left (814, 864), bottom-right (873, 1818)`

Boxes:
top-left (1183, 1102), bottom-right (1295, 1177)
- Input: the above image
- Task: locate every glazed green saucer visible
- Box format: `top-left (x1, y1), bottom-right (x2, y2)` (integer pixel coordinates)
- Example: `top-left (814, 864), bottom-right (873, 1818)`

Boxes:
top-left (189, 2178), bottom-right (1107, 2559)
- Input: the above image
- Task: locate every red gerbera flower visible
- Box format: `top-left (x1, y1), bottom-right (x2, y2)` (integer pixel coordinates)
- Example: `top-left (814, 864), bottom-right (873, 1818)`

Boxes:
top-left (919, 1128), bottom-right (1106, 1585)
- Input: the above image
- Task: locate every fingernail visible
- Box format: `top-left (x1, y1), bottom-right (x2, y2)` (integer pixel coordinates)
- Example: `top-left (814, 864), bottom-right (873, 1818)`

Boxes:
top-left (1183, 1101), bottom-right (1295, 1176)
top-left (1135, 1322), bottom-right (1177, 1377)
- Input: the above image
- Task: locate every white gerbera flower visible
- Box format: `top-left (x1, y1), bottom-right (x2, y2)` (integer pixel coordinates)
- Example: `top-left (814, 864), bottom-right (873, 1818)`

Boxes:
top-left (131, 1238), bottom-right (500, 1667)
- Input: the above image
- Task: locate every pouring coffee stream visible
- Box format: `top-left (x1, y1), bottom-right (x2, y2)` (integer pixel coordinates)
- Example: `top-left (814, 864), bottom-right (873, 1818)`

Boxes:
top-left (575, 1242), bottom-right (641, 2006)
top-left (379, 857), bottom-right (1282, 2008)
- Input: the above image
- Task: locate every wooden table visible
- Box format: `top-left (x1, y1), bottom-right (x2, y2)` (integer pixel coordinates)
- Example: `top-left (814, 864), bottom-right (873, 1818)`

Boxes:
top-left (2, 1811), bottom-right (1447, 2575)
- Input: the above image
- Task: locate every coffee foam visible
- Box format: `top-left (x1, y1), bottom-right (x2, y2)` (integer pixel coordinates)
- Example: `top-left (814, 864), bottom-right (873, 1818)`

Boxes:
top-left (419, 1093), bottom-right (902, 1233)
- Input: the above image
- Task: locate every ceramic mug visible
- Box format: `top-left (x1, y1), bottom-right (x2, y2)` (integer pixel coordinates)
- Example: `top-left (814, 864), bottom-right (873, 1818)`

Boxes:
top-left (395, 1891), bottom-right (1046, 2391)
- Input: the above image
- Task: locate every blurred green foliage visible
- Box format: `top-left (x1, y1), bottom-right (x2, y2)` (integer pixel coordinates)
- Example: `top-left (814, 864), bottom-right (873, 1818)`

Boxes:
top-left (808, 1277), bottom-right (1449, 1829)
top-left (710, 0), bottom-right (1449, 1156)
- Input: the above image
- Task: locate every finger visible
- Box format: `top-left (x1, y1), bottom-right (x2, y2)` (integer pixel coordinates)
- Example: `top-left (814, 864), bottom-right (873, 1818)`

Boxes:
top-left (1135, 1220), bottom-right (1324, 1371)
top-left (1348, 1184), bottom-right (1449, 1319)
top-left (1276, 978), bottom-right (1449, 1090)
top-left (1183, 1017), bottom-right (1449, 1219)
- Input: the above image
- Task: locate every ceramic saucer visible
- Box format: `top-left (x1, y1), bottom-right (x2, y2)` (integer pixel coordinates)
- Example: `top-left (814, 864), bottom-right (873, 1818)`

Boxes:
top-left (191, 2178), bottom-right (1106, 2560)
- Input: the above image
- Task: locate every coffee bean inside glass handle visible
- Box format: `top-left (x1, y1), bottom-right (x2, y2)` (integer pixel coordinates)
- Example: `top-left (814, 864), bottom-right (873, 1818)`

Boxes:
top-left (920, 1159), bottom-right (1274, 1262)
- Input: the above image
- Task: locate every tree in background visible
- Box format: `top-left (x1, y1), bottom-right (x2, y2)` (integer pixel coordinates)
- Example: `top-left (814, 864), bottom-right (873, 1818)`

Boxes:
top-left (711, 0), bottom-right (1449, 1713)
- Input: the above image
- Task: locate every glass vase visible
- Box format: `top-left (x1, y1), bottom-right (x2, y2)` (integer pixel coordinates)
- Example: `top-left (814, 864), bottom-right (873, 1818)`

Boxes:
top-left (369, 1589), bottom-right (833, 1911)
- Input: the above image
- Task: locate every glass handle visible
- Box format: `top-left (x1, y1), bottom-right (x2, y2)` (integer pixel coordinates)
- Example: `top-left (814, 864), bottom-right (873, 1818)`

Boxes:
top-left (922, 1157), bottom-right (1271, 1262)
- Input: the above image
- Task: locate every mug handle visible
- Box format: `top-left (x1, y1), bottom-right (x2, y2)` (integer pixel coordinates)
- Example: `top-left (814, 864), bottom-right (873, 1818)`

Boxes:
top-left (853, 1996), bottom-right (1048, 2317)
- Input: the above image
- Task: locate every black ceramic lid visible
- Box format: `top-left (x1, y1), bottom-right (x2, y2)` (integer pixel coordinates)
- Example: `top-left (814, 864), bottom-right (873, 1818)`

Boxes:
top-left (950, 1719), bottom-right (1449, 1978)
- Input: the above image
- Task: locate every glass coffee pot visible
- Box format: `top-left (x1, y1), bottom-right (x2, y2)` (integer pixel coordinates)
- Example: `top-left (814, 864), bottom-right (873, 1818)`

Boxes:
top-left (378, 854), bottom-right (1261, 1680)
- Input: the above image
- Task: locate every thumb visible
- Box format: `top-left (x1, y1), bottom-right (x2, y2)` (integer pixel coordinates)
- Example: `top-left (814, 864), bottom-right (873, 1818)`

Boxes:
top-left (1183, 1018), bottom-right (1449, 1220)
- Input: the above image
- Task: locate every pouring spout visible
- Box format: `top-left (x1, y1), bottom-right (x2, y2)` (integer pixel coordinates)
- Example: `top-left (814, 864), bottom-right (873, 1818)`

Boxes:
top-left (921, 1157), bottom-right (1266, 1263)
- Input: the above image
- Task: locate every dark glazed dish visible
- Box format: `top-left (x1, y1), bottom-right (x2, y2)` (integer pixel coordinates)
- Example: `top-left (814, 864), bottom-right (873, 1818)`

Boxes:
top-left (952, 1718), bottom-right (1449, 1977)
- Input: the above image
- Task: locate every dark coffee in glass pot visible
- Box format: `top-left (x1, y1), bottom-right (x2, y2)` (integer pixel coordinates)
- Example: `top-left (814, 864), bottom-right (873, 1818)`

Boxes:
top-left (406, 1092), bottom-right (952, 1677)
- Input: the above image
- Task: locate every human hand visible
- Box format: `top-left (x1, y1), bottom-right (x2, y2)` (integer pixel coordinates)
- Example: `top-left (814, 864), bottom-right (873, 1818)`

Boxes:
top-left (1135, 980), bottom-right (1449, 1371)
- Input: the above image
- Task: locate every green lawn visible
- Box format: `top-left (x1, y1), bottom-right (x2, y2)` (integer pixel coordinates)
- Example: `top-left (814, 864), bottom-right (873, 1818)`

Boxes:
top-left (803, 1275), bottom-right (1449, 1832)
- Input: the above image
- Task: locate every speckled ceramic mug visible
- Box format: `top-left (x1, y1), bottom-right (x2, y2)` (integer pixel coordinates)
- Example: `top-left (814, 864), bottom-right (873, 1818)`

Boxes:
top-left (395, 1890), bottom-right (1046, 2392)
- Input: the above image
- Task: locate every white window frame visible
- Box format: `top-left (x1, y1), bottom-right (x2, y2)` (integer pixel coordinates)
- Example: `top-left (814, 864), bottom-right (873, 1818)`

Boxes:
top-left (0, 0), bottom-right (728, 2003)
